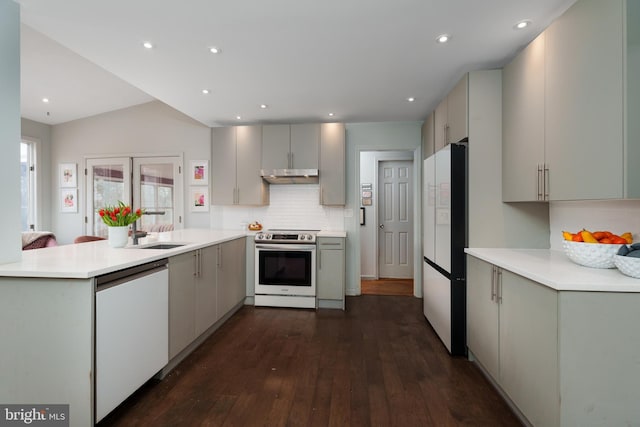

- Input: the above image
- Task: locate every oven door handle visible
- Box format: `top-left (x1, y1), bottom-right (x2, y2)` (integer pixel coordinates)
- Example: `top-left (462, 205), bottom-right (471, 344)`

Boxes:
top-left (255, 243), bottom-right (317, 251)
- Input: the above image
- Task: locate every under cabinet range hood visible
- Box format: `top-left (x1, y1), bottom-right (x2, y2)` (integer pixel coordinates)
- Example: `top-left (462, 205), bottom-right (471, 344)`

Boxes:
top-left (260, 169), bottom-right (319, 184)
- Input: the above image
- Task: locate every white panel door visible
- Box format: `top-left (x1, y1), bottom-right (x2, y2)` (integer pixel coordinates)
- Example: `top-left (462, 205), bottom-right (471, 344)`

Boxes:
top-left (378, 160), bottom-right (413, 278)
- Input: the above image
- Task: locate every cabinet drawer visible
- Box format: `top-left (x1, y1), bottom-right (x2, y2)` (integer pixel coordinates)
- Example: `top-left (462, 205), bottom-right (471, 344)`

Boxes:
top-left (318, 238), bottom-right (344, 249)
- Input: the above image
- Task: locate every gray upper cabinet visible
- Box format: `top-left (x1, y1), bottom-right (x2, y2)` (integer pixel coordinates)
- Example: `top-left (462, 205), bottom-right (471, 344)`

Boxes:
top-left (502, 32), bottom-right (546, 202)
top-left (261, 125), bottom-right (290, 170)
top-left (626, 0), bottom-right (640, 198)
top-left (545, 0), bottom-right (624, 200)
top-left (422, 112), bottom-right (435, 159)
top-left (290, 123), bottom-right (319, 169)
top-left (447, 74), bottom-right (469, 144)
top-left (319, 123), bottom-right (345, 205)
top-left (434, 74), bottom-right (469, 150)
top-left (211, 127), bottom-right (236, 205)
top-left (434, 97), bottom-right (447, 152)
top-left (261, 123), bottom-right (319, 170)
top-left (503, 0), bottom-right (637, 201)
top-left (212, 125), bottom-right (269, 206)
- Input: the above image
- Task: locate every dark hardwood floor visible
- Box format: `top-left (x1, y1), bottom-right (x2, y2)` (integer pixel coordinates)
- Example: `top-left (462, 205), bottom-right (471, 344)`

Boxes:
top-left (99, 296), bottom-right (521, 426)
top-left (361, 278), bottom-right (414, 296)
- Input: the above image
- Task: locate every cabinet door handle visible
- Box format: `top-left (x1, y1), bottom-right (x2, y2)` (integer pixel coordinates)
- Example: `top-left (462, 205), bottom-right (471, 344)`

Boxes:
top-left (544, 165), bottom-right (550, 201)
top-left (217, 246), bottom-right (222, 268)
top-left (497, 269), bottom-right (503, 303)
top-left (290, 152), bottom-right (294, 169)
top-left (444, 124), bottom-right (449, 146)
top-left (490, 266), bottom-right (496, 301)
top-left (537, 164), bottom-right (543, 201)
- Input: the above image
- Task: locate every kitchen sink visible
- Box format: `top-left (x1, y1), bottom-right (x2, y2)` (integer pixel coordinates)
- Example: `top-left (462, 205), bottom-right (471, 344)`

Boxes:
top-left (137, 243), bottom-right (185, 249)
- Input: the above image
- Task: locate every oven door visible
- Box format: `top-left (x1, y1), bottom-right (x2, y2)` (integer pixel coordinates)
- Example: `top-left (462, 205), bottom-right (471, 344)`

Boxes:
top-left (255, 244), bottom-right (316, 296)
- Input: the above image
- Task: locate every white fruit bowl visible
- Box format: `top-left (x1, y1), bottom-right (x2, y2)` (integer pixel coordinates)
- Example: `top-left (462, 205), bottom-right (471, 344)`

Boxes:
top-left (562, 240), bottom-right (623, 269)
top-left (614, 255), bottom-right (640, 278)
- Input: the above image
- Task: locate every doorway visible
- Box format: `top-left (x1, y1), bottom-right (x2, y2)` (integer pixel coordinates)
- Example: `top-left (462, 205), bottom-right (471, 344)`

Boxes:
top-left (85, 156), bottom-right (183, 237)
top-left (359, 151), bottom-right (415, 296)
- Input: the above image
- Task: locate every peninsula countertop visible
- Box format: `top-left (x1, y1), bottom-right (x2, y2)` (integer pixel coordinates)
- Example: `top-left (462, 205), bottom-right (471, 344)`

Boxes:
top-left (0, 229), bottom-right (247, 279)
top-left (465, 247), bottom-right (640, 292)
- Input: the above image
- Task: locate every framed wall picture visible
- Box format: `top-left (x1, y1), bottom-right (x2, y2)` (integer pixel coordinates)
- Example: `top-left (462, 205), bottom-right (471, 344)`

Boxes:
top-left (60, 188), bottom-right (78, 213)
top-left (190, 187), bottom-right (209, 212)
top-left (59, 163), bottom-right (77, 188)
top-left (190, 160), bottom-right (209, 185)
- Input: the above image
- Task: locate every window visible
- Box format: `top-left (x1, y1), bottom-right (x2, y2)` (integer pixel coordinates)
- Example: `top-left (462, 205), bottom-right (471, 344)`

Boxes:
top-left (86, 156), bottom-right (183, 236)
top-left (20, 140), bottom-right (37, 231)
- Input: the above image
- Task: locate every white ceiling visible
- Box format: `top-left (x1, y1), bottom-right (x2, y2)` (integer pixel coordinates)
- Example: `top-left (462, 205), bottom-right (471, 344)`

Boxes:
top-left (18, 0), bottom-right (576, 127)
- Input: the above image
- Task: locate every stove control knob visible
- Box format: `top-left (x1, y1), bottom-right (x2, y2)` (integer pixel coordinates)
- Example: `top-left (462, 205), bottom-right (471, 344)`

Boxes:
top-left (256, 233), bottom-right (263, 240)
top-left (266, 234), bottom-right (272, 239)
top-left (305, 234), bottom-right (312, 241)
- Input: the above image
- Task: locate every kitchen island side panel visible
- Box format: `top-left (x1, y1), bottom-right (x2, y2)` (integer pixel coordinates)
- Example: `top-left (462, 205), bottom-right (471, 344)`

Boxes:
top-left (0, 277), bottom-right (94, 427)
top-left (558, 291), bottom-right (640, 426)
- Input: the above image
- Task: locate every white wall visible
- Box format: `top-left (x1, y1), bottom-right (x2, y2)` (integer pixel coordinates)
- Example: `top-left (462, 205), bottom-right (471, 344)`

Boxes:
top-left (21, 118), bottom-right (52, 231)
top-left (359, 150), bottom-right (414, 279)
top-left (211, 184), bottom-right (345, 231)
top-left (549, 200), bottom-right (640, 250)
top-left (50, 101), bottom-right (211, 243)
top-left (0, 1), bottom-right (22, 263)
top-left (345, 122), bottom-right (422, 295)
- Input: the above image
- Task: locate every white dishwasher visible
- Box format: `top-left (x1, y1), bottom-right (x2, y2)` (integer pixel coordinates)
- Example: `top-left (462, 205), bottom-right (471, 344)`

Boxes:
top-left (95, 259), bottom-right (169, 422)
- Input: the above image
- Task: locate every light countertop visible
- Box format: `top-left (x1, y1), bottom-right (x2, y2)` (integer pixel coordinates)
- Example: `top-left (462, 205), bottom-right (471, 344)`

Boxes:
top-left (465, 248), bottom-right (640, 292)
top-left (0, 229), bottom-right (247, 279)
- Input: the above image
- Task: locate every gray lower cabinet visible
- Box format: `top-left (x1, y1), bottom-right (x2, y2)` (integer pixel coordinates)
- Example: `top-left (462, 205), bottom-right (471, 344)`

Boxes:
top-left (195, 245), bottom-right (219, 336)
top-left (168, 251), bottom-right (198, 359)
top-left (217, 237), bottom-right (246, 316)
top-left (468, 254), bottom-right (640, 425)
top-left (467, 255), bottom-right (559, 427)
top-left (168, 239), bottom-right (246, 360)
top-left (319, 123), bottom-right (346, 205)
top-left (316, 237), bottom-right (345, 309)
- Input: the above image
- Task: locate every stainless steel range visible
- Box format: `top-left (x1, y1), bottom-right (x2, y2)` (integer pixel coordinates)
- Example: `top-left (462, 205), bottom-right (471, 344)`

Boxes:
top-left (254, 230), bottom-right (318, 309)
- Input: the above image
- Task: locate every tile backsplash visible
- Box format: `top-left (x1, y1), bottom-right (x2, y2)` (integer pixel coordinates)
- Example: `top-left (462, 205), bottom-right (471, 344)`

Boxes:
top-left (210, 184), bottom-right (346, 231)
top-left (549, 200), bottom-right (640, 250)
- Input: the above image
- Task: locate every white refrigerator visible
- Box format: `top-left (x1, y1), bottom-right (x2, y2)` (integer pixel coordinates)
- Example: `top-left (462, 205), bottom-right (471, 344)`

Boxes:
top-left (422, 143), bottom-right (467, 356)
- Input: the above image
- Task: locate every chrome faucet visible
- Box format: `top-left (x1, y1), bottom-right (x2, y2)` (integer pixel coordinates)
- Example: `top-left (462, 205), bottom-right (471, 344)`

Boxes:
top-left (132, 211), bottom-right (166, 245)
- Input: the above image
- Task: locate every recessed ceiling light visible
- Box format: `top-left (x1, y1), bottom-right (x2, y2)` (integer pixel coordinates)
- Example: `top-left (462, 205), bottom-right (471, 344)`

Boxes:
top-left (202, 89), bottom-right (210, 94)
top-left (436, 34), bottom-right (450, 43)
top-left (407, 97), bottom-right (416, 102)
top-left (514, 20), bottom-right (531, 30)
top-left (143, 41), bottom-right (154, 49)
top-left (260, 104), bottom-right (268, 109)
top-left (236, 115), bottom-right (242, 120)
top-left (328, 112), bottom-right (335, 117)
top-left (42, 98), bottom-right (49, 103)
top-left (209, 47), bottom-right (220, 54)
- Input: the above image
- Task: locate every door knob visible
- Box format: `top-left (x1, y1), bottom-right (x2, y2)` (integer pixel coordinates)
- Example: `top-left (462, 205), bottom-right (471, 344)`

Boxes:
top-left (379, 224), bottom-right (384, 229)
